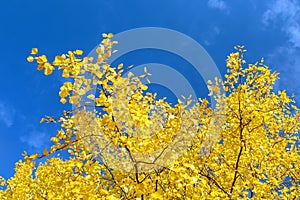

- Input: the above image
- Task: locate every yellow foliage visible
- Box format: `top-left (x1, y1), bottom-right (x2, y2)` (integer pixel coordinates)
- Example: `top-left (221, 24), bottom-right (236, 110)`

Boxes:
top-left (0, 40), bottom-right (299, 199)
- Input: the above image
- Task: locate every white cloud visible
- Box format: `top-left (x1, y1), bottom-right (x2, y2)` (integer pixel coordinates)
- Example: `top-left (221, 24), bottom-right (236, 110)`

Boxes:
top-left (203, 25), bottom-right (221, 46)
top-left (262, 0), bottom-right (300, 103)
top-left (262, 0), bottom-right (299, 23)
top-left (0, 102), bottom-right (15, 127)
top-left (287, 25), bottom-right (300, 48)
top-left (268, 46), bottom-right (300, 102)
top-left (20, 130), bottom-right (48, 149)
top-left (213, 26), bottom-right (220, 35)
top-left (262, 0), bottom-right (300, 48)
top-left (207, 0), bottom-right (229, 13)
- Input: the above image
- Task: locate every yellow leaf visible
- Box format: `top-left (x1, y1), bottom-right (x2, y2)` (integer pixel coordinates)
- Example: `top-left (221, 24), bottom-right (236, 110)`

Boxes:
top-left (60, 98), bottom-right (67, 104)
top-left (27, 56), bottom-right (34, 62)
top-left (37, 55), bottom-right (47, 64)
top-left (74, 49), bottom-right (83, 55)
top-left (31, 48), bottom-right (38, 55)
top-left (37, 64), bottom-right (43, 71)
top-left (22, 151), bottom-right (27, 156)
top-left (141, 85), bottom-right (148, 90)
top-left (43, 148), bottom-right (49, 157)
top-left (107, 33), bottom-right (113, 38)
top-left (120, 136), bottom-right (127, 142)
top-left (117, 63), bottom-right (123, 69)
top-left (150, 192), bottom-right (163, 199)
top-left (44, 63), bottom-right (54, 75)
top-left (24, 156), bottom-right (30, 163)
top-left (40, 118), bottom-right (45, 123)
top-left (29, 153), bottom-right (39, 159)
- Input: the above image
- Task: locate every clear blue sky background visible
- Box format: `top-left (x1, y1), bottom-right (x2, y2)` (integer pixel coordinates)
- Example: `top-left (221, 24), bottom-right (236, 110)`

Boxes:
top-left (0, 0), bottom-right (299, 179)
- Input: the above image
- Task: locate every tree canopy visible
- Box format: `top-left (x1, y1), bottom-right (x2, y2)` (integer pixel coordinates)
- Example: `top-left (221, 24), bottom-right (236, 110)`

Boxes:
top-left (0, 34), bottom-right (299, 199)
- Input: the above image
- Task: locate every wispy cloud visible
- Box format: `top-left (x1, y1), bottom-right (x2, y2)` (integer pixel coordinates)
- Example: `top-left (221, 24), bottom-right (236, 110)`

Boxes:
top-left (207, 0), bottom-right (230, 14)
top-left (262, 0), bottom-right (300, 48)
top-left (268, 46), bottom-right (300, 90)
top-left (0, 102), bottom-right (15, 127)
top-left (262, 0), bottom-right (300, 102)
top-left (20, 130), bottom-right (49, 150)
top-left (203, 26), bottom-right (221, 46)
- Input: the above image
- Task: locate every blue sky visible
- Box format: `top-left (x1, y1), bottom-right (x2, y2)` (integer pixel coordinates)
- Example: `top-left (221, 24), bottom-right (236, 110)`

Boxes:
top-left (0, 0), bottom-right (299, 179)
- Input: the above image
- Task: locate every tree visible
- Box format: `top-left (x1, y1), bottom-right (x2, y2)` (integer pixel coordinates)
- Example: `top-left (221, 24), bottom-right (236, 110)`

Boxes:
top-left (0, 34), bottom-right (299, 199)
